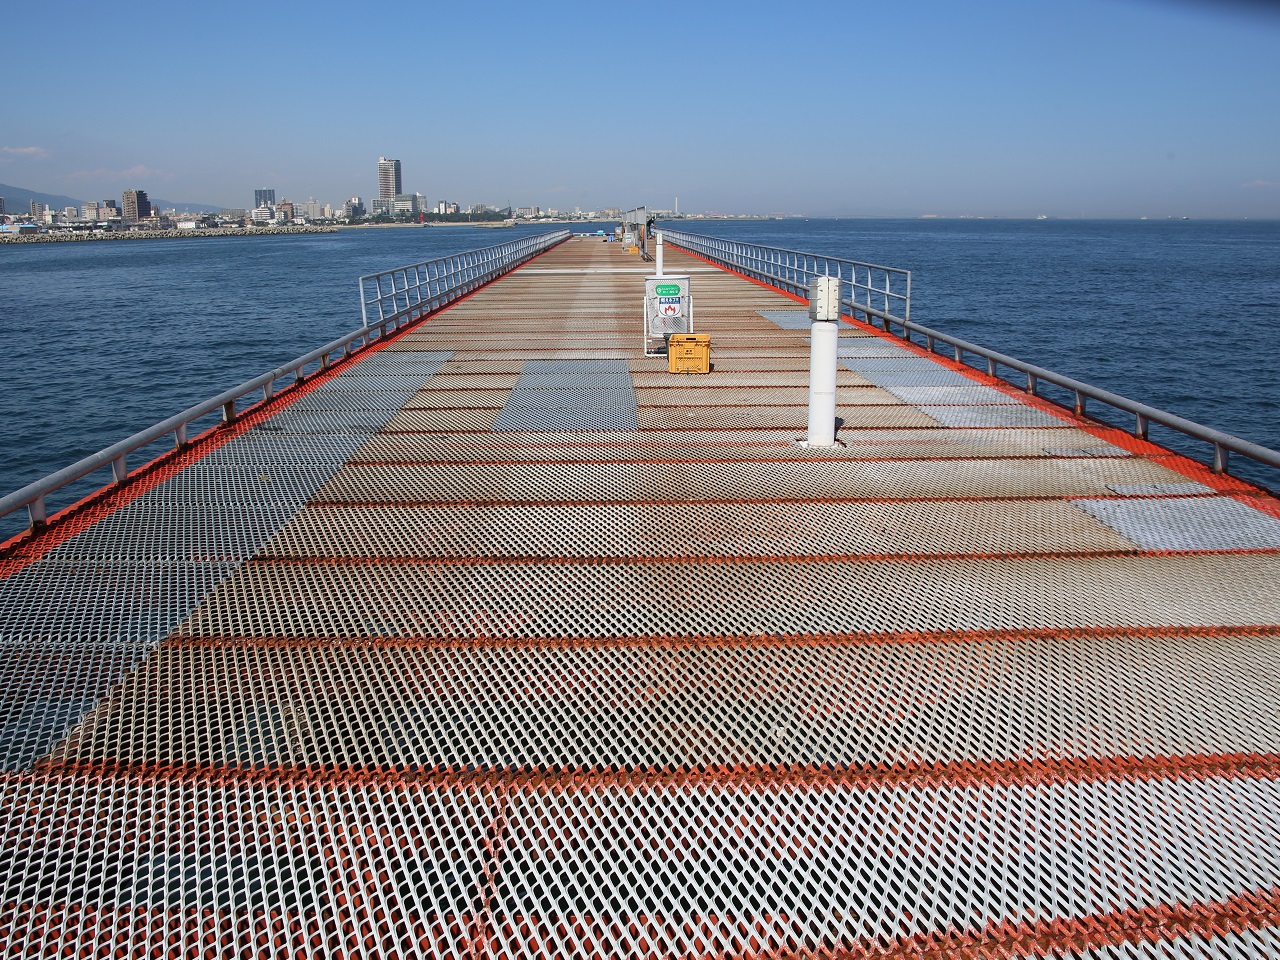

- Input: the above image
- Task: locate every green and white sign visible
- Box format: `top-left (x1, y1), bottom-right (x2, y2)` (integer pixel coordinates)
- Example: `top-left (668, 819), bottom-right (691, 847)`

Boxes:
top-left (644, 274), bottom-right (693, 343)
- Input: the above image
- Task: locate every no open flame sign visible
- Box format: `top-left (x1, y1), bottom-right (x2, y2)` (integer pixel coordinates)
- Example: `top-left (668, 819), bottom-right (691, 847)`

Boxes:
top-left (645, 275), bottom-right (692, 343)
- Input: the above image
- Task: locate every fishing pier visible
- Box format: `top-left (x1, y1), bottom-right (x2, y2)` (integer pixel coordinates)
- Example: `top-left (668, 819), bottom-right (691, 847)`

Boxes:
top-left (3, 229), bottom-right (1280, 958)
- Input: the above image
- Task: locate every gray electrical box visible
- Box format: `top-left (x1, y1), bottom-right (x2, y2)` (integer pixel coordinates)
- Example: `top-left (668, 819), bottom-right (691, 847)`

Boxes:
top-left (644, 274), bottom-right (692, 355)
top-left (808, 276), bottom-right (842, 322)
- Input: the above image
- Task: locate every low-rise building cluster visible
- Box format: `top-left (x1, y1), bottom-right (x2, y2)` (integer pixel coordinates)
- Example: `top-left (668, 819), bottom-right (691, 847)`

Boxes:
top-left (0, 156), bottom-right (695, 237)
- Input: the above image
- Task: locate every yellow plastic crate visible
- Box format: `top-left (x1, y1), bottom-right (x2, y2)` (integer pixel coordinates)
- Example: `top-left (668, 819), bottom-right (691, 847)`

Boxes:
top-left (668, 333), bottom-right (711, 374)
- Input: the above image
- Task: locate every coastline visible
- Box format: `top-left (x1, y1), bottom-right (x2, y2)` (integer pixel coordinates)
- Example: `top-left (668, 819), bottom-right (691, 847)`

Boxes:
top-left (0, 225), bottom-right (339, 244)
top-left (335, 222), bottom-right (426, 230)
top-left (339, 221), bottom-right (515, 229)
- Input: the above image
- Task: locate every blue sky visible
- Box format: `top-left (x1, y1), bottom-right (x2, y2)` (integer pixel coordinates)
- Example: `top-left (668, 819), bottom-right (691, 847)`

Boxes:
top-left (4, 0), bottom-right (1279, 217)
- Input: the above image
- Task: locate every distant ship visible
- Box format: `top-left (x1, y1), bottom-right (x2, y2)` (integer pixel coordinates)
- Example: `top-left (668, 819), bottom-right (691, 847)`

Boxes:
top-left (1035, 214), bottom-right (1048, 220)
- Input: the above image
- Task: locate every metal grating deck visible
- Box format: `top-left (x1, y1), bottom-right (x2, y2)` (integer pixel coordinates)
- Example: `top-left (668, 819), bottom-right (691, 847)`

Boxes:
top-left (3, 237), bottom-right (1280, 958)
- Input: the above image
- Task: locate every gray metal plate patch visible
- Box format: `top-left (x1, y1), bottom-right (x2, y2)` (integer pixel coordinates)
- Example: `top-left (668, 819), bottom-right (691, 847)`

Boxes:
top-left (493, 360), bottom-right (639, 432)
top-left (1074, 496), bottom-right (1280, 551)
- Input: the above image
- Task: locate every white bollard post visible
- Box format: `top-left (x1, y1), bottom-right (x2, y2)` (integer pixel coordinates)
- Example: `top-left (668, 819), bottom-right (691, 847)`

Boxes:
top-left (655, 232), bottom-right (664, 276)
top-left (807, 276), bottom-right (841, 447)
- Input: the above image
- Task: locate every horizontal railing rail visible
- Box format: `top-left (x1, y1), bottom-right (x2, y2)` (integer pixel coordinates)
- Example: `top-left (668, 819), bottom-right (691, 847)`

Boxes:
top-left (359, 229), bottom-right (570, 327)
top-left (662, 229), bottom-right (911, 326)
top-left (870, 311), bottom-right (1280, 478)
top-left (2, 230), bottom-right (571, 534)
top-left (666, 229), bottom-right (1280, 483)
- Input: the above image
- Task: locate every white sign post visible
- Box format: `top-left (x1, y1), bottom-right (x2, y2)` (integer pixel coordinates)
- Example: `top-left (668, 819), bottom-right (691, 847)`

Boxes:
top-left (805, 276), bottom-right (842, 447)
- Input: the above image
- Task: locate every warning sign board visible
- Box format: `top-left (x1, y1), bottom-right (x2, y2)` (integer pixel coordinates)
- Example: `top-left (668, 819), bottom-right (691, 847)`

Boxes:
top-left (644, 275), bottom-right (692, 349)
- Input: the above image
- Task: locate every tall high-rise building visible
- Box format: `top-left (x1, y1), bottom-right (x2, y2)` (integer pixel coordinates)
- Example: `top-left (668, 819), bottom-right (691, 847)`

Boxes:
top-left (122, 190), bottom-right (151, 223)
top-left (30, 201), bottom-right (44, 218)
top-left (0, 197), bottom-right (6, 216)
top-left (254, 188), bottom-right (276, 208)
top-left (377, 157), bottom-right (401, 200)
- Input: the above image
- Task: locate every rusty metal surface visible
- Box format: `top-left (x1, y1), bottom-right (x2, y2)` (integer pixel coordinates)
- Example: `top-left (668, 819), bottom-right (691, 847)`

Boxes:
top-left (3, 238), bottom-right (1280, 958)
top-left (261, 498), bottom-right (1140, 559)
top-left (310, 457), bottom-right (1203, 504)
top-left (178, 553), bottom-right (1280, 639)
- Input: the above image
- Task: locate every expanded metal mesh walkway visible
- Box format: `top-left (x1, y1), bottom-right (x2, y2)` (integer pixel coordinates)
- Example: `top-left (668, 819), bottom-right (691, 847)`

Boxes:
top-left (4, 236), bottom-right (1280, 958)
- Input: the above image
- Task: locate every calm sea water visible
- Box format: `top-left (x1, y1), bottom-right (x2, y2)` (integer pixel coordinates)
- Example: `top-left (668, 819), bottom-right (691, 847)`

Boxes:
top-left (2, 219), bottom-right (1278, 539)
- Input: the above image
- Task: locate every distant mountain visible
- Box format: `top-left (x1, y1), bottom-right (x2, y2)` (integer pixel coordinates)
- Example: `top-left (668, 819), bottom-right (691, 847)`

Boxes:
top-left (0, 182), bottom-right (84, 214)
top-left (0, 182), bottom-right (227, 215)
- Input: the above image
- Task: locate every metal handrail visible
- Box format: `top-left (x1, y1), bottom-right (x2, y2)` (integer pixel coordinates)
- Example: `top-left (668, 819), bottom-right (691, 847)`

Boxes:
top-left (663, 229), bottom-right (911, 326)
top-left (667, 229), bottom-right (1279, 480)
top-left (871, 312), bottom-right (1280, 478)
top-left (2, 230), bottom-right (571, 533)
top-left (359, 229), bottom-right (570, 327)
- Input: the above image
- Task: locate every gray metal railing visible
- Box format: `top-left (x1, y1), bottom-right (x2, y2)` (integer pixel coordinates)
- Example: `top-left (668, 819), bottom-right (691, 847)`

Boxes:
top-left (662, 229), bottom-right (911, 326)
top-left (359, 229), bottom-right (569, 327)
top-left (666, 230), bottom-right (1280, 482)
top-left (2, 230), bottom-right (571, 534)
top-left (868, 310), bottom-right (1280, 479)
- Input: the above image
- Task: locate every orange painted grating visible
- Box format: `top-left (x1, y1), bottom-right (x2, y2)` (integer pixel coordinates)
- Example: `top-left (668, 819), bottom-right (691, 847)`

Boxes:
top-left (2, 238), bottom-right (1280, 958)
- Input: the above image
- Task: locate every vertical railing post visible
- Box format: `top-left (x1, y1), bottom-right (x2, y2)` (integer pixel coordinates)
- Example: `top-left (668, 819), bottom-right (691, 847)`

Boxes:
top-left (29, 495), bottom-right (47, 531)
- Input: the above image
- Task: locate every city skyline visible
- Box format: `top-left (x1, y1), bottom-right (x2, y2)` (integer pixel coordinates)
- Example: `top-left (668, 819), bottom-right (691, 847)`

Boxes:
top-left (3, 0), bottom-right (1280, 219)
top-left (0, 170), bottom-right (635, 228)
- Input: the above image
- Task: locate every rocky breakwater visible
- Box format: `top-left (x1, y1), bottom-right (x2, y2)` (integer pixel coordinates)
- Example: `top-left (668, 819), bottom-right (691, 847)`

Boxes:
top-left (0, 225), bottom-right (339, 244)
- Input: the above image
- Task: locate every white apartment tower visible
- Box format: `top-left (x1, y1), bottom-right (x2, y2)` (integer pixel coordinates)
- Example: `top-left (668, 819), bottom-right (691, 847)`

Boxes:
top-left (377, 157), bottom-right (402, 200)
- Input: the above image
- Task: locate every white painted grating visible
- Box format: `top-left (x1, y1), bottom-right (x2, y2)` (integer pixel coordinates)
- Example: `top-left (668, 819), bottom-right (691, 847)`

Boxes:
top-left (178, 554), bottom-right (1280, 640)
top-left (51, 632), bottom-right (1280, 770)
